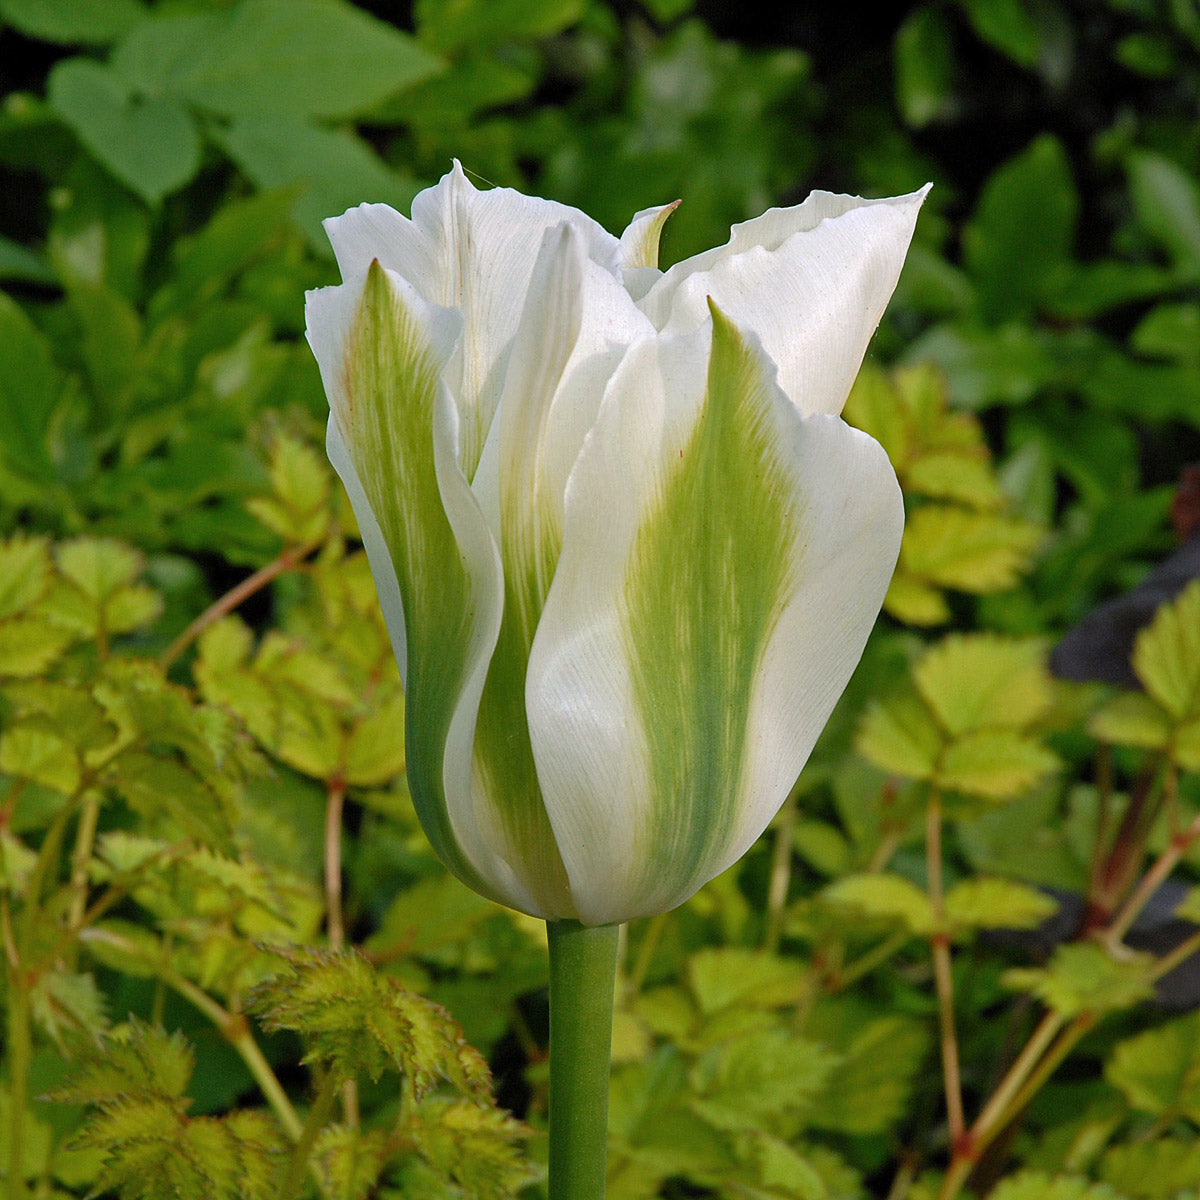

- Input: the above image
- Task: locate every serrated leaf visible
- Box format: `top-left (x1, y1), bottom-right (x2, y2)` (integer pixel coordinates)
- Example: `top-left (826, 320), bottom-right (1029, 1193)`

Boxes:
top-left (884, 572), bottom-right (951, 625)
top-left (937, 728), bottom-right (1059, 799)
top-left (988, 1171), bottom-right (1128, 1200)
top-left (250, 947), bottom-right (492, 1100)
top-left (688, 1028), bottom-right (839, 1133)
top-left (1090, 692), bottom-right (1173, 752)
top-left (342, 687), bottom-right (405, 786)
top-left (1003, 943), bottom-right (1155, 1017)
top-left (31, 970), bottom-right (108, 1045)
top-left (114, 753), bottom-right (235, 854)
top-left (855, 686), bottom-right (942, 781)
top-left (944, 878), bottom-right (1058, 931)
top-left (686, 948), bottom-right (808, 1016)
top-left (401, 1099), bottom-right (529, 1200)
top-left (0, 534), bottom-right (52, 617)
top-left (1132, 580), bottom-right (1200, 721)
top-left (900, 504), bottom-right (1041, 593)
top-left (1099, 1137), bottom-right (1200, 1199)
top-left (1106, 1013), bottom-right (1200, 1122)
top-left (311, 1125), bottom-right (390, 1200)
top-left (53, 1021), bottom-right (193, 1105)
top-left (906, 450), bottom-right (1006, 509)
top-left (914, 635), bottom-right (1052, 736)
top-left (0, 724), bottom-right (80, 794)
top-left (246, 434), bottom-right (331, 543)
top-left (820, 873), bottom-right (934, 935)
top-left (806, 1015), bottom-right (930, 1135)
top-left (0, 830), bottom-right (36, 892)
top-left (0, 617), bottom-right (77, 677)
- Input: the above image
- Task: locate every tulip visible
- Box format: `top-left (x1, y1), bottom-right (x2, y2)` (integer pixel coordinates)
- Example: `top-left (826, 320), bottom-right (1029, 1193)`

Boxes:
top-left (306, 162), bottom-right (926, 1199)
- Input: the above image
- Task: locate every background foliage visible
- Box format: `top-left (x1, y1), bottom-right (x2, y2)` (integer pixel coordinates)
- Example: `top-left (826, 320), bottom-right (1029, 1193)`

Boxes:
top-left (2, 0), bottom-right (1200, 1197)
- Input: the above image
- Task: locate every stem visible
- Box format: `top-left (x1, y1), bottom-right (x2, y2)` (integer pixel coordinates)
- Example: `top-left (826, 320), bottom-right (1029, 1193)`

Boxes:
top-left (1106, 808), bottom-right (1200, 946)
top-left (159, 538), bottom-right (321, 671)
top-left (625, 913), bottom-right (666, 999)
top-left (547, 920), bottom-right (619, 1200)
top-left (831, 929), bottom-right (910, 991)
top-left (925, 791), bottom-right (965, 1149)
top-left (279, 1071), bottom-right (340, 1200)
top-left (764, 792), bottom-right (798, 952)
top-left (67, 795), bottom-right (101, 932)
top-left (970, 1011), bottom-right (1063, 1143)
top-left (78, 928), bottom-right (303, 1141)
top-left (5, 959), bottom-right (30, 1200)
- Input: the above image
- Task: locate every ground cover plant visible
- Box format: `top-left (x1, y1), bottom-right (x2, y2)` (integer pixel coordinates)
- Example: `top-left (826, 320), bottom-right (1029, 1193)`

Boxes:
top-left (2, 1), bottom-right (1200, 1198)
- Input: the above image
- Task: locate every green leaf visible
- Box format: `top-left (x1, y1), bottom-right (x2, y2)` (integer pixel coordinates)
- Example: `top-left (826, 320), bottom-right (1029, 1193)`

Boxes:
top-left (212, 119), bottom-right (421, 253)
top-left (310, 1125), bottom-right (390, 1200)
top-left (0, 534), bottom-right (52, 618)
top-left (686, 949), bottom-right (808, 1016)
top-left (53, 1021), bottom-right (193, 1105)
top-left (48, 58), bottom-right (201, 204)
top-left (1128, 151), bottom-right (1200, 276)
top-left (0, 234), bottom-right (56, 284)
top-left (964, 136), bottom-right (1077, 320)
top-left (415, 0), bottom-right (584, 53)
top-left (0, 0), bottom-right (146, 44)
top-left (0, 291), bottom-right (58, 477)
top-left (987, 1171), bottom-right (1128, 1200)
top-left (959, 0), bottom-right (1042, 66)
top-left (820, 873), bottom-right (934, 935)
top-left (1003, 943), bottom-right (1155, 1017)
top-left (1106, 1013), bottom-right (1200, 1123)
top-left (250, 947), bottom-right (493, 1100)
top-left (244, 434), bottom-right (331, 543)
top-left (1089, 692), bottom-right (1173, 752)
top-left (688, 1028), bottom-right (839, 1133)
top-left (944, 877), bottom-right (1058, 931)
top-left (855, 686), bottom-right (942, 782)
top-left (30, 970), bottom-right (108, 1046)
top-left (0, 724), bottom-right (80, 794)
top-left (898, 504), bottom-right (1042, 594)
top-left (913, 634), bottom-right (1052, 736)
top-left (1099, 1137), bottom-right (1200, 1199)
top-left (806, 1015), bottom-right (929, 1135)
top-left (894, 7), bottom-right (954, 128)
top-left (127, 0), bottom-right (442, 121)
top-left (937, 728), bottom-right (1059, 799)
top-left (400, 1099), bottom-right (529, 1200)
top-left (1131, 579), bottom-right (1200, 721)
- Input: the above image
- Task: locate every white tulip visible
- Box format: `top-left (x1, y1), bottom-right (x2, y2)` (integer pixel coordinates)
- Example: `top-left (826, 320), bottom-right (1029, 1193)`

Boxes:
top-left (306, 162), bottom-right (927, 925)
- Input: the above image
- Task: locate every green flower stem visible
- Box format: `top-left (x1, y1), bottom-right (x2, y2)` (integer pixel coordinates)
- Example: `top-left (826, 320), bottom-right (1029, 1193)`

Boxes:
top-left (547, 919), bottom-right (620, 1200)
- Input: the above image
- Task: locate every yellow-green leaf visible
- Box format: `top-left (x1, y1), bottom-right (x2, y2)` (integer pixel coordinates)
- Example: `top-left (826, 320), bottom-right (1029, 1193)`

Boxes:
top-left (944, 877), bottom-right (1058, 931)
top-left (820, 873), bottom-right (934, 935)
top-left (938, 728), bottom-right (1059, 799)
top-left (856, 687), bottom-right (942, 781)
top-left (900, 504), bottom-right (1041, 593)
top-left (1132, 580), bottom-right (1200, 721)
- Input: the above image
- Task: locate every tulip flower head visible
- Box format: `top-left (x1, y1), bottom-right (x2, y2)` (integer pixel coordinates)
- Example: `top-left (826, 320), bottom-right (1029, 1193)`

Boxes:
top-left (306, 163), bottom-right (927, 926)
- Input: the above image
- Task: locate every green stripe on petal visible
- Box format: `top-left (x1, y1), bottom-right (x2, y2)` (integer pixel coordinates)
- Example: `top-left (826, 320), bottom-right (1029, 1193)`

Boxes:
top-left (527, 303), bottom-right (903, 925)
top-left (619, 303), bottom-right (798, 902)
top-left (332, 262), bottom-right (515, 908)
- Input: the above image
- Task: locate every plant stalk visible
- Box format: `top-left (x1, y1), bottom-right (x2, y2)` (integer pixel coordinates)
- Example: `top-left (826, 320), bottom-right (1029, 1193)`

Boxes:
top-left (547, 919), bottom-right (619, 1200)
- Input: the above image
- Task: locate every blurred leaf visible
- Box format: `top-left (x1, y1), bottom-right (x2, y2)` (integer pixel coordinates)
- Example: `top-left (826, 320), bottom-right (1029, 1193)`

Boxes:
top-left (48, 59), bottom-right (201, 204)
top-left (415, 0), bottom-right (583, 53)
top-left (894, 7), bottom-right (954, 127)
top-left (988, 1172), bottom-right (1129, 1200)
top-left (1106, 1013), bottom-right (1200, 1122)
top-left (959, 0), bottom-right (1042, 67)
top-left (820, 873), bottom-right (933, 935)
top-left (212, 120), bottom-right (420, 252)
top-left (115, 0), bottom-right (442, 121)
top-left (686, 949), bottom-right (807, 1016)
top-left (1128, 151), bottom-right (1200, 276)
top-left (964, 136), bottom-right (1077, 321)
top-left (938, 728), bottom-right (1059, 798)
top-left (944, 877), bottom-right (1058, 930)
top-left (913, 634), bottom-right (1052, 736)
top-left (1131, 579), bottom-right (1200, 720)
top-left (0, 291), bottom-right (59, 477)
top-left (1099, 1137), bottom-right (1200, 1199)
top-left (0, 235), bottom-right (55, 284)
top-left (856, 685), bottom-right (943, 781)
top-left (1004, 943), bottom-right (1155, 1017)
top-left (0, 0), bottom-right (146, 45)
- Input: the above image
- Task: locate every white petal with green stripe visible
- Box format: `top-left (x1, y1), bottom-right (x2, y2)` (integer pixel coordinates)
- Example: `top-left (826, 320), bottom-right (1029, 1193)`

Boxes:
top-left (526, 303), bottom-right (904, 925)
top-left (323, 162), bottom-right (625, 480)
top-left (306, 261), bottom-right (540, 915)
top-left (637, 186), bottom-right (929, 417)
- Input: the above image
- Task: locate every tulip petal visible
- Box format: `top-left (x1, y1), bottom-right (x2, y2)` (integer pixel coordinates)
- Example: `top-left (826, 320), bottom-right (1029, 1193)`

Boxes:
top-left (527, 304), bottom-right (903, 924)
top-left (306, 262), bottom-right (540, 914)
top-left (637, 186), bottom-right (929, 417)
top-left (324, 162), bottom-right (624, 479)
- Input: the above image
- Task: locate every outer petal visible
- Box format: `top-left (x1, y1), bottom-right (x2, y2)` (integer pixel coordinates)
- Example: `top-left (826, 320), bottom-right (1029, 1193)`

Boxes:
top-left (323, 161), bottom-right (624, 479)
top-left (637, 186), bottom-right (930, 417)
top-left (305, 263), bottom-right (541, 916)
top-left (526, 304), bottom-right (904, 925)
top-left (468, 223), bottom-right (655, 918)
